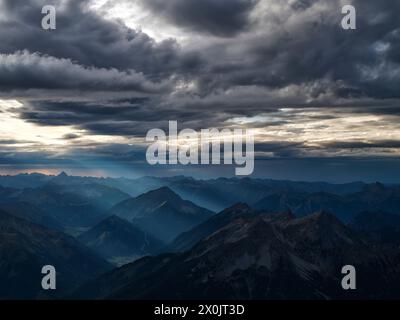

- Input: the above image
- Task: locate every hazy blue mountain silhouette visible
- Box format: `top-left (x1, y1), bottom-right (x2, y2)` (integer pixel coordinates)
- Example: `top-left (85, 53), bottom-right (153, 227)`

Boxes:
top-left (254, 183), bottom-right (400, 222)
top-left (147, 177), bottom-right (366, 212)
top-left (0, 181), bottom-right (130, 229)
top-left (0, 173), bottom-right (52, 189)
top-left (109, 187), bottom-right (214, 243)
top-left (78, 215), bottom-right (163, 265)
top-left (0, 173), bottom-right (369, 212)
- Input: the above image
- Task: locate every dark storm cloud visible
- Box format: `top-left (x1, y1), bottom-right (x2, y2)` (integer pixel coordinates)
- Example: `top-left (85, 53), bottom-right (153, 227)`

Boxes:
top-left (0, 51), bottom-right (170, 93)
top-left (290, 0), bottom-right (318, 11)
top-left (0, 150), bottom-right (73, 166)
top-left (323, 140), bottom-right (400, 149)
top-left (76, 143), bottom-right (147, 161)
top-left (0, 143), bottom-right (147, 168)
top-left (188, 0), bottom-right (400, 100)
top-left (141, 0), bottom-right (258, 37)
top-left (0, 139), bottom-right (33, 145)
top-left (15, 99), bottom-right (212, 136)
top-left (1, 0), bottom-right (400, 104)
top-left (0, 0), bottom-right (200, 78)
top-left (0, 0), bottom-right (400, 176)
top-left (62, 133), bottom-right (80, 140)
top-left (255, 141), bottom-right (308, 158)
top-left (255, 141), bottom-right (305, 152)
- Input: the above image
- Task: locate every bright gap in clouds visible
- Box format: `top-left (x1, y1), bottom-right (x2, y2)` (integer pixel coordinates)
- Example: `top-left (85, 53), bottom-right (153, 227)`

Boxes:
top-left (229, 108), bottom-right (400, 157)
top-left (4, 97), bottom-right (400, 160)
top-left (89, 0), bottom-right (189, 42)
top-left (0, 100), bottom-right (76, 150)
top-left (0, 100), bottom-right (130, 154)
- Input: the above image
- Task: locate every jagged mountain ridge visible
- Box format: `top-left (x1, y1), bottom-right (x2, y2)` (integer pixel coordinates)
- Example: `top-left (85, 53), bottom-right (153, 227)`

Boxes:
top-left (75, 207), bottom-right (400, 299)
top-left (168, 203), bottom-right (263, 252)
top-left (109, 187), bottom-right (214, 243)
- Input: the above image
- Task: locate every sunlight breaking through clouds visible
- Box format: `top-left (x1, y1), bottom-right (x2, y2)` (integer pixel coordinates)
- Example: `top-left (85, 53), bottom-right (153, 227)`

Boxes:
top-left (229, 108), bottom-right (400, 158)
top-left (0, 99), bottom-right (132, 154)
top-left (0, 0), bottom-right (399, 178)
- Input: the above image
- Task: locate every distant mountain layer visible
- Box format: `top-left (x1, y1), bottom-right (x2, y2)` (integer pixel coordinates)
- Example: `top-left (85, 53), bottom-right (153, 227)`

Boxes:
top-left (109, 187), bottom-right (214, 243)
top-left (0, 179), bottom-right (131, 228)
top-left (254, 183), bottom-right (400, 222)
top-left (2, 173), bottom-right (398, 222)
top-left (0, 173), bottom-right (370, 211)
top-left (78, 215), bottom-right (163, 265)
top-left (0, 210), bottom-right (111, 299)
top-left (160, 177), bottom-right (367, 212)
top-left (76, 207), bottom-right (400, 300)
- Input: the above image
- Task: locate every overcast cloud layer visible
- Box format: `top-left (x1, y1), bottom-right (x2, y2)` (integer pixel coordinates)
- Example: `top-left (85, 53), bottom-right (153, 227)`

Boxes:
top-left (0, 0), bottom-right (399, 181)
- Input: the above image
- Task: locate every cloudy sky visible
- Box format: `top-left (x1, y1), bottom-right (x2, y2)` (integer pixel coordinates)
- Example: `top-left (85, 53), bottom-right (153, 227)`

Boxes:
top-left (0, 0), bottom-right (399, 182)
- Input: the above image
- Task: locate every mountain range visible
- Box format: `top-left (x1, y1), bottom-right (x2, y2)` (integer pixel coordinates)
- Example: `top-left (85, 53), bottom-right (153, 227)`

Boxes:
top-left (0, 173), bottom-right (369, 211)
top-left (75, 205), bottom-right (400, 299)
top-left (0, 173), bottom-right (400, 300)
top-left (254, 183), bottom-right (400, 222)
top-left (0, 178), bottom-right (131, 231)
